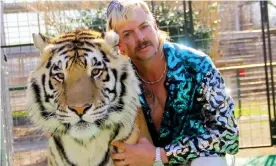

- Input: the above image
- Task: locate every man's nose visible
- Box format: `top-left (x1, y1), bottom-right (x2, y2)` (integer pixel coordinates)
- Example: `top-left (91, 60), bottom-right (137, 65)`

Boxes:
top-left (135, 30), bottom-right (145, 42)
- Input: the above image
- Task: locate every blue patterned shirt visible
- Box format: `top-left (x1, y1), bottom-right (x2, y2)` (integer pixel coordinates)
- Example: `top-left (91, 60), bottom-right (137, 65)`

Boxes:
top-left (139, 42), bottom-right (239, 165)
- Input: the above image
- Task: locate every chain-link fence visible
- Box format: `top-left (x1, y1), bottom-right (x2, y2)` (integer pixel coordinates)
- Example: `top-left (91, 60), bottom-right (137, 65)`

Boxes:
top-left (2, 1), bottom-right (276, 165)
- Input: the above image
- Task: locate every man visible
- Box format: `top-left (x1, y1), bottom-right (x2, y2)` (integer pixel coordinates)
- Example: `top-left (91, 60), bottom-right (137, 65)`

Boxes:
top-left (106, 0), bottom-right (239, 166)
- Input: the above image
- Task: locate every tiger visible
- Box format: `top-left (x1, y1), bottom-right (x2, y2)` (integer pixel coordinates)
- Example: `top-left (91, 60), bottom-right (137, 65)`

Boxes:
top-left (27, 29), bottom-right (150, 166)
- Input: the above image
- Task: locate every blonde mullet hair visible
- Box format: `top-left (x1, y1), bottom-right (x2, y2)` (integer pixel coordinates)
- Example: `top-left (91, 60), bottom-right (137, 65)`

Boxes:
top-left (106, 0), bottom-right (169, 46)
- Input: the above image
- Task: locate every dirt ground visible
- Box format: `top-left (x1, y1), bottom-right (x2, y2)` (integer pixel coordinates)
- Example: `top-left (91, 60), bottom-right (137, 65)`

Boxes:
top-left (237, 146), bottom-right (276, 157)
top-left (238, 118), bottom-right (271, 148)
top-left (12, 149), bottom-right (47, 166)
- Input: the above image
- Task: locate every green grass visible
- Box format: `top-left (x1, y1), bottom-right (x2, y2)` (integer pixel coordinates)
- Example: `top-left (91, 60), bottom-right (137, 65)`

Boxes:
top-left (12, 111), bottom-right (28, 118)
top-left (234, 108), bottom-right (269, 118)
top-left (234, 100), bottom-right (270, 118)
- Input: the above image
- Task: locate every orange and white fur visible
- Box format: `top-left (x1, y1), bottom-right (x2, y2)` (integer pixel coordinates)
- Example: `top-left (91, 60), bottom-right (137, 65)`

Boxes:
top-left (27, 29), bottom-right (149, 166)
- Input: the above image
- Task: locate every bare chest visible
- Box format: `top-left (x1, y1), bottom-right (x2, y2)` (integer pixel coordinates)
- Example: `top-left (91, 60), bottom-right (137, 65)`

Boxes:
top-left (141, 83), bottom-right (167, 131)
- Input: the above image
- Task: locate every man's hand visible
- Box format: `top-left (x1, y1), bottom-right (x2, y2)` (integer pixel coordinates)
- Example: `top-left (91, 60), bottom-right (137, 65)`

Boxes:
top-left (112, 137), bottom-right (155, 166)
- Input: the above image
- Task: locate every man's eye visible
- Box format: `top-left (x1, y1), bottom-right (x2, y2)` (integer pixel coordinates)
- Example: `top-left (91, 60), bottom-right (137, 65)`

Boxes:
top-left (123, 32), bottom-right (131, 37)
top-left (141, 25), bottom-right (149, 29)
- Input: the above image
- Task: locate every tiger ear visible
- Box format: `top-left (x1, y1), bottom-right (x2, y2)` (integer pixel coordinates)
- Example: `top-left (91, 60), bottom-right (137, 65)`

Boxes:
top-left (32, 33), bottom-right (51, 53)
top-left (104, 30), bottom-right (119, 54)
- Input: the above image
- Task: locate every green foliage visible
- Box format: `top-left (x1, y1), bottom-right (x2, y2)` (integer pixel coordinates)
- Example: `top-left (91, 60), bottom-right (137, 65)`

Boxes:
top-left (46, 2), bottom-right (217, 53)
top-left (154, 1), bottom-right (214, 53)
top-left (268, 0), bottom-right (276, 8)
top-left (45, 7), bottom-right (106, 37)
top-left (155, 2), bottom-right (185, 36)
top-left (70, 8), bottom-right (106, 32)
top-left (193, 25), bottom-right (212, 52)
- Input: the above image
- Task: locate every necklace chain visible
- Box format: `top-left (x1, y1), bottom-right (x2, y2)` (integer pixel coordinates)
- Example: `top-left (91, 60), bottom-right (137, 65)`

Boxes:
top-left (135, 61), bottom-right (167, 85)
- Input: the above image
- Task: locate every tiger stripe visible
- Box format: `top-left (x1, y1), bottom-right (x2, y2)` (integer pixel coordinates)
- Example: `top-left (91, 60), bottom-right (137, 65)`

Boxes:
top-left (28, 29), bottom-right (141, 166)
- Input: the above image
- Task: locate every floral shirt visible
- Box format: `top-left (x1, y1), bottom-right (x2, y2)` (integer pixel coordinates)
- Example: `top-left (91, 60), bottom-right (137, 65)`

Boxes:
top-left (139, 42), bottom-right (239, 165)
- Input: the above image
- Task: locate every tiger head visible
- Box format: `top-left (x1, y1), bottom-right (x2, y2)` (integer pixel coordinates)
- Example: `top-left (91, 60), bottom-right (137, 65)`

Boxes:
top-left (27, 29), bottom-right (140, 140)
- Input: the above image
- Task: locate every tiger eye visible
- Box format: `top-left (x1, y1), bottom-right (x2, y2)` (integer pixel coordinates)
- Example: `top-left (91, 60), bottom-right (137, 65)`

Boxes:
top-left (56, 73), bottom-right (65, 80)
top-left (66, 44), bottom-right (73, 49)
top-left (75, 42), bottom-right (84, 47)
top-left (92, 69), bottom-right (100, 75)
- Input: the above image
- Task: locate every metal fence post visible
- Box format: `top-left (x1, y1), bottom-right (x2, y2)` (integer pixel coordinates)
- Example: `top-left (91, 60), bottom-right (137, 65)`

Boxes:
top-left (263, 1), bottom-right (276, 121)
top-left (151, 0), bottom-right (155, 15)
top-left (1, 1), bottom-right (13, 164)
top-left (182, 1), bottom-right (195, 48)
top-left (236, 69), bottom-right (242, 118)
top-left (260, 1), bottom-right (274, 145)
top-left (1, 45), bottom-right (13, 166)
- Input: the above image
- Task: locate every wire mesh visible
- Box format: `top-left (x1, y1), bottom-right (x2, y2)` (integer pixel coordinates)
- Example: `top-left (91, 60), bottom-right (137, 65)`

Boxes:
top-left (1, 48), bottom-right (13, 166)
top-left (2, 1), bottom-right (276, 166)
top-left (1, 1), bottom-right (13, 166)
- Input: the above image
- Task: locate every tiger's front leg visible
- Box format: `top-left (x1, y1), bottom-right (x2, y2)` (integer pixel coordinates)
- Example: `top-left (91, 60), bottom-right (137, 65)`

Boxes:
top-left (47, 136), bottom-right (71, 166)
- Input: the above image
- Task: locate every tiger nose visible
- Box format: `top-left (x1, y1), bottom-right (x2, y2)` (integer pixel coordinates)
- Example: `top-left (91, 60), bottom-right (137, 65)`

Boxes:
top-left (68, 104), bottom-right (92, 116)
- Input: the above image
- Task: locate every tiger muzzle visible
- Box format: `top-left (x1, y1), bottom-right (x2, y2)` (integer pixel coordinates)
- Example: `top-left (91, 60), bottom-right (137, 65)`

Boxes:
top-left (68, 104), bottom-right (92, 116)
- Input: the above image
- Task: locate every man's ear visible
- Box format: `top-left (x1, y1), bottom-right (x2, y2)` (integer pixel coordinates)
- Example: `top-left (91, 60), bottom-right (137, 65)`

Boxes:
top-left (154, 24), bottom-right (158, 31)
top-left (32, 33), bottom-right (51, 53)
top-left (118, 43), bottom-right (125, 54)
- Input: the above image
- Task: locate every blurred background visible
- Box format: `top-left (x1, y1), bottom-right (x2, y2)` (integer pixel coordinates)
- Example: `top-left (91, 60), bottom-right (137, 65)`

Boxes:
top-left (1, 0), bottom-right (276, 166)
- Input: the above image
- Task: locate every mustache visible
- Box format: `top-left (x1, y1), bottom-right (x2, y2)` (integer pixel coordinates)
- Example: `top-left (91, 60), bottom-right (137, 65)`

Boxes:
top-left (135, 40), bottom-right (152, 51)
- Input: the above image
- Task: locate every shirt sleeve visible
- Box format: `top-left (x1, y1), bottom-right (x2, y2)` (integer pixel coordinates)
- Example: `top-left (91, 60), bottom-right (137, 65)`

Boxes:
top-left (164, 56), bottom-right (239, 164)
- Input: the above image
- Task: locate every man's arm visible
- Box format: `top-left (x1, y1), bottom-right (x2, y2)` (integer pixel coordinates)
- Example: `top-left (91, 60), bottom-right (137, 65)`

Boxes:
top-left (163, 57), bottom-right (239, 164)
